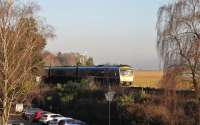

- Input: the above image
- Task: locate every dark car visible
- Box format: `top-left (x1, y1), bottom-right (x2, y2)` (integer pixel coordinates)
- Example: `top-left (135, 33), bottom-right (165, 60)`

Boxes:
top-left (22, 107), bottom-right (43, 120)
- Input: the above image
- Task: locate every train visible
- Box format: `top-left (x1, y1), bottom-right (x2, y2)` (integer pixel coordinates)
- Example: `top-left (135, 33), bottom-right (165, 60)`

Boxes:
top-left (42, 65), bottom-right (134, 87)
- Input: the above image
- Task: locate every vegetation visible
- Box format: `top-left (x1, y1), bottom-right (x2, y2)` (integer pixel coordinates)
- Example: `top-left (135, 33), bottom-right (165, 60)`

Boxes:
top-left (0, 0), bottom-right (53, 124)
top-left (1, 0), bottom-right (198, 124)
top-left (116, 94), bottom-right (134, 107)
top-left (157, 0), bottom-right (200, 124)
top-left (42, 51), bottom-right (94, 66)
top-left (34, 79), bottom-right (199, 125)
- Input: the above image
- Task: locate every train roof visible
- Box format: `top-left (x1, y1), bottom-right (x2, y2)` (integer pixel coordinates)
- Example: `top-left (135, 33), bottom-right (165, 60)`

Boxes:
top-left (44, 65), bottom-right (133, 70)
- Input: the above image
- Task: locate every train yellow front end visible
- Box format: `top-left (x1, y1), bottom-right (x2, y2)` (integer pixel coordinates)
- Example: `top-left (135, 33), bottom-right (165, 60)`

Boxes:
top-left (119, 66), bottom-right (134, 87)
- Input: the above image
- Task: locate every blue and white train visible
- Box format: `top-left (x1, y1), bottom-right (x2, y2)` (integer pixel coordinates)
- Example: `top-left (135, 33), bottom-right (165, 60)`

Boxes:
top-left (42, 65), bottom-right (134, 87)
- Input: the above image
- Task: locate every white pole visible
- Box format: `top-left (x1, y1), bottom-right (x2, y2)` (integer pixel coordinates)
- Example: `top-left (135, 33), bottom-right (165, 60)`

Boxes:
top-left (109, 100), bottom-right (110, 125)
top-left (109, 76), bottom-right (111, 125)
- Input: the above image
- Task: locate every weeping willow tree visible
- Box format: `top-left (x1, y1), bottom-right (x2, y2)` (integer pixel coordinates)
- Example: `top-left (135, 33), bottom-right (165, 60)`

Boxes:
top-left (157, 0), bottom-right (200, 124)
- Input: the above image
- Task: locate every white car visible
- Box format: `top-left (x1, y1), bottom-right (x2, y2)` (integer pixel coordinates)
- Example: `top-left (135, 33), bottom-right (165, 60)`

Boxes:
top-left (39, 113), bottom-right (63, 124)
top-left (49, 117), bottom-right (73, 125)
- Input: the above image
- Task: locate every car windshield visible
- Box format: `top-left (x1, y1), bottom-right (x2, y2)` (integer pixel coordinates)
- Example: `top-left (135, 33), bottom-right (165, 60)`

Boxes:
top-left (51, 114), bottom-right (62, 117)
top-left (42, 115), bottom-right (48, 117)
top-left (52, 119), bottom-right (58, 122)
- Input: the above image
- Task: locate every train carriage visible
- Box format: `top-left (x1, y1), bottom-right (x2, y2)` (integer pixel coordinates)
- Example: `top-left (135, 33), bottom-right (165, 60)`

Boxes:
top-left (42, 65), bottom-right (134, 87)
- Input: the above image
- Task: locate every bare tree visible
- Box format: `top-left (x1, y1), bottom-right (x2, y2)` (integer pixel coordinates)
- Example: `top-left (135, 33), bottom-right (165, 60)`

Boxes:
top-left (0, 0), bottom-right (53, 124)
top-left (157, 0), bottom-right (200, 124)
top-left (86, 57), bottom-right (94, 66)
top-left (42, 51), bottom-right (61, 66)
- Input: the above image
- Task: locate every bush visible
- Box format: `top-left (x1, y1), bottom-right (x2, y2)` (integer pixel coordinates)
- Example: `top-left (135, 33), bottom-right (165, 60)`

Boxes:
top-left (133, 89), bottom-right (148, 103)
top-left (121, 104), bottom-right (171, 125)
top-left (116, 94), bottom-right (134, 107)
top-left (184, 99), bottom-right (199, 118)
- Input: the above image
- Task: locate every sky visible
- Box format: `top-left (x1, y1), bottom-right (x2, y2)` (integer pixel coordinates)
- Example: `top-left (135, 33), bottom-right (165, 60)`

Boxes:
top-left (36, 0), bottom-right (169, 70)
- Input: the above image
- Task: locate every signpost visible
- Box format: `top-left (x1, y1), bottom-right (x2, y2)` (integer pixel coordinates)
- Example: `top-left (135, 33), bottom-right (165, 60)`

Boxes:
top-left (105, 89), bottom-right (115, 125)
top-left (15, 103), bottom-right (23, 112)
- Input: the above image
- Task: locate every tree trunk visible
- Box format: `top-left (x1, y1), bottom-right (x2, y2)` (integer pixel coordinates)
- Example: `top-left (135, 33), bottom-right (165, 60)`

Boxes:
top-left (1, 80), bottom-right (12, 125)
top-left (1, 97), bottom-right (12, 125)
top-left (194, 90), bottom-right (200, 125)
top-left (2, 98), bottom-right (9, 125)
top-left (193, 78), bottom-right (200, 125)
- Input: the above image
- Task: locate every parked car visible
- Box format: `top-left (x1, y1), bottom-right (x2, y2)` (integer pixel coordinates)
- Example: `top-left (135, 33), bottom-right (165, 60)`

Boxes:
top-left (58, 119), bottom-right (88, 125)
top-left (40, 113), bottom-right (63, 124)
top-left (49, 117), bottom-right (72, 125)
top-left (33, 111), bottom-right (50, 122)
top-left (22, 107), bottom-right (43, 120)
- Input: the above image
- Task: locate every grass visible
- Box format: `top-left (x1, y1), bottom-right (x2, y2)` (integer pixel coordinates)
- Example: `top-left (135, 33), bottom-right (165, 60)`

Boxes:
top-left (133, 70), bottom-right (163, 88)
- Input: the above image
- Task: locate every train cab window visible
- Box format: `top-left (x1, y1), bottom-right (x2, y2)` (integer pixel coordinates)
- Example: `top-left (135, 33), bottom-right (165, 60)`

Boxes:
top-left (120, 70), bottom-right (133, 76)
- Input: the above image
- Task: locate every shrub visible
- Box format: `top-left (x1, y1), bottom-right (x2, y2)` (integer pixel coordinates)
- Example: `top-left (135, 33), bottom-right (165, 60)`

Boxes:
top-left (116, 94), bottom-right (134, 107)
top-left (120, 104), bottom-right (171, 125)
top-left (133, 89), bottom-right (148, 103)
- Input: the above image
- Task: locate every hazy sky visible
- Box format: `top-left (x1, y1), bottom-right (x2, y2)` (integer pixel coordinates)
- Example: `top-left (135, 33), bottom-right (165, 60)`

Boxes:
top-left (37, 0), bottom-right (169, 70)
